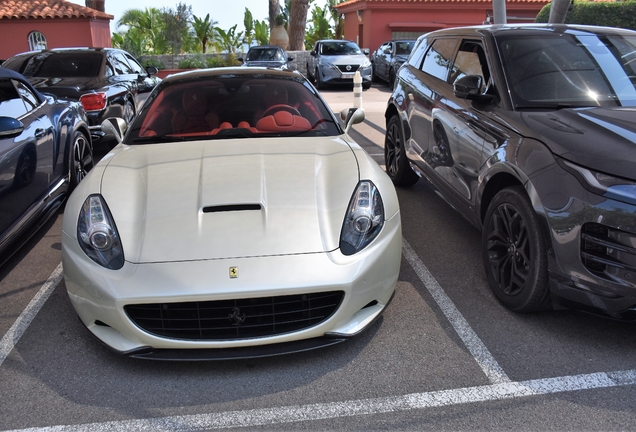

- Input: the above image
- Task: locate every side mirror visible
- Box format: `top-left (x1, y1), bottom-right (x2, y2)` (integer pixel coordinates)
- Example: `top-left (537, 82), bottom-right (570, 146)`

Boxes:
top-left (340, 108), bottom-right (365, 134)
top-left (383, 47), bottom-right (391, 54)
top-left (363, 48), bottom-right (370, 55)
top-left (0, 116), bottom-right (24, 138)
top-left (146, 66), bottom-right (158, 76)
top-left (238, 57), bottom-right (244, 63)
top-left (287, 56), bottom-right (294, 61)
top-left (101, 118), bottom-right (127, 144)
top-left (310, 51), bottom-right (317, 56)
top-left (453, 75), bottom-right (483, 100)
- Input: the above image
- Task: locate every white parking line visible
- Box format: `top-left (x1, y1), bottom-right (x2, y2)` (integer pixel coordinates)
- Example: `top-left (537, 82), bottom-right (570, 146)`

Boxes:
top-left (402, 240), bottom-right (511, 384)
top-left (7, 370), bottom-right (636, 431)
top-left (0, 263), bottom-right (63, 367)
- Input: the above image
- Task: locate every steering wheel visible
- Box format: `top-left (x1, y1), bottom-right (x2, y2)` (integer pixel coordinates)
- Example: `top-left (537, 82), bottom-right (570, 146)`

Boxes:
top-left (260, 104), bottom-right (302, 119)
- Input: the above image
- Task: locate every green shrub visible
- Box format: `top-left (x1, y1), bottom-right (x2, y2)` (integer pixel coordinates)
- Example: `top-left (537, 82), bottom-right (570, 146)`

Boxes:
top-left (177, 55), bottom-right (206, 69)
top-left (206, 56), bottom-right (226, 68)
top-left (140, 58), bottom-right (165, 70)
top-left (536, 2), bottom-right (636, 30)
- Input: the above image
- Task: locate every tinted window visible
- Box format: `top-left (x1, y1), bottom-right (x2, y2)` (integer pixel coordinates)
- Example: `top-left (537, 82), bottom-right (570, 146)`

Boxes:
top-left (13, 52), bottom-right (102, 78)
top-left (396, 41), bottom-right (415, 55)
top-left (125, 53), bottom-right (146, 74)
top-left (320, 41), bottom-right (362, 56)
top-left (0, 80), bottom-right (29, 117)
top-left (449, 41), bottom-right (490, 92)
top-left (407, 38), bottom-right (428, 68)
top-left (421, 38), bottom-right (456, 81)
top-left (112, 53), bottom-right (134, 75)
top-left (497, 32), bottom-right (636, 107)
top-left (247, 48), bottom-right (284, 61)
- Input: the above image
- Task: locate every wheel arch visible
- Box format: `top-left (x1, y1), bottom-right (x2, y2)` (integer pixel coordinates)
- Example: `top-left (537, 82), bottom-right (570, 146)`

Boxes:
top-left (384, 104), bottom-right (411, 142)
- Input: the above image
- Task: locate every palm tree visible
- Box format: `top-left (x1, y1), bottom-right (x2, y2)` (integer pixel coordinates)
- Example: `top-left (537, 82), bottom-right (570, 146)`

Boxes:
top-left (288, 0), bottom-right (310, 50)
top-left (192, 14), bottom-right (218, 53)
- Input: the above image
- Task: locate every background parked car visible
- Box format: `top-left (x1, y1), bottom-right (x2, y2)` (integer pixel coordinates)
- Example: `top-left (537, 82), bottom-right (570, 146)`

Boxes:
top-left (385, 24), bottom-right (636, 320)
top-left (306, 40), bottom-right (372, 90)
top-left (238, 45), bottom-right (294, 70)
top-left (2, 47), bottom-right (160, 146)
top-left (371, 39), bottom-right (416, 88)
top-left (0, 67), bottom-right (93, 265)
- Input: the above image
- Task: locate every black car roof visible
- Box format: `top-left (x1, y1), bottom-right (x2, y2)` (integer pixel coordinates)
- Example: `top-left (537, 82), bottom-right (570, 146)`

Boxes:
top-left (0, 67), bottom-right (45, 100)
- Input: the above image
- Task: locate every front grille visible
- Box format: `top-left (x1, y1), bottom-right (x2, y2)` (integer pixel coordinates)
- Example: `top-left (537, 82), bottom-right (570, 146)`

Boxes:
top-left (336, 64), bottom-right (360, 73)
top-left (581, 223), bottom-right (636, 284)
top-left (124, 291), bottom-right (344, 341)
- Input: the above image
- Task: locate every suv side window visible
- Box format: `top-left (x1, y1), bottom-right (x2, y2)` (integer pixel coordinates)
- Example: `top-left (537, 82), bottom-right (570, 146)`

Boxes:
top-left (407, 38), bottom-right (428, 68)
top-left (449, 40), bottom-right (491, 92)
top-left (421, 38), bottom-right (457, 82)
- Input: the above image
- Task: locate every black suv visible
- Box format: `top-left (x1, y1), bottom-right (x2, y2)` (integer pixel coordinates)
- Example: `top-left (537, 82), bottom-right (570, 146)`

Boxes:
top-left (3, 47), bottom-right (160, 145)
top-left (385, 24), bottom-right (636, 319)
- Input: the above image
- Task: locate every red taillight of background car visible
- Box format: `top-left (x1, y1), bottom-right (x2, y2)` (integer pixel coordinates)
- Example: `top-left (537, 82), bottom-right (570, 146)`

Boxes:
top-left (79, 92), bottom-right (107, 111)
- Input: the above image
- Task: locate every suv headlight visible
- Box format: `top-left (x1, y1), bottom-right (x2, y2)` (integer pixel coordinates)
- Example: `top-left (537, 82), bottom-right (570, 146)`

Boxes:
top-left (560, 159), bottom-right (636, 206)
top-left (340, 181), bottom-right (384, 255)
top-left (77, 194), bottom-right (125, 269)
top-left (360, 60), bottom-right (372, 69)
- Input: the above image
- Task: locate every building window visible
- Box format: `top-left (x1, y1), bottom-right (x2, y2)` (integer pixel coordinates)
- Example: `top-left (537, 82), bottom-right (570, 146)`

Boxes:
top-left (28, 31), bottom-right (47, 51)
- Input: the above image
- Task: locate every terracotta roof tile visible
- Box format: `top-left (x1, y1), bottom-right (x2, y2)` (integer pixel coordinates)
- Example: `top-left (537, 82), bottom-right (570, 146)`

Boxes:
top-left (0, 0), bottom-right (113, 20)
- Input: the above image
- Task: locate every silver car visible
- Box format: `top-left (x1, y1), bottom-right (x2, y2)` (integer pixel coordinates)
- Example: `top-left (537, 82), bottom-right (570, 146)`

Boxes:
top-left (306, 40), bottom-right (372, 90)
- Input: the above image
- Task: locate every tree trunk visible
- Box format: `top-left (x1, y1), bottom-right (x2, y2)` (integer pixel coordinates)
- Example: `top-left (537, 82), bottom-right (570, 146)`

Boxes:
top-left (288, 0), bottom-right (309, 50)
top-left (269, 0), bottom-right (280, 30)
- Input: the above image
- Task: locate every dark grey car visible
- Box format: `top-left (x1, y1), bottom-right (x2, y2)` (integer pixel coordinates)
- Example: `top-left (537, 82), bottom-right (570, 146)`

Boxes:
top-left (385, 24), bottom-right (636, 319)
top-left (2, 47), bottom-right (160, 146)
top-left (371, 40), bottom-right (415, 87)
top-left (239, 46), bottom-right (293, 70)
top-left (0, 67), bottom-right (93, 265)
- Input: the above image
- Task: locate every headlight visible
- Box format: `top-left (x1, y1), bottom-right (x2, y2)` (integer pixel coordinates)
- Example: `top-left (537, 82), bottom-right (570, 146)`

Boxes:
top-left (340, 181), bottom-right (384, 255)
top-left (360, 60), bottom-right (372, 69)
top-left (77, 194), bottom-right (125, 269)
top-left (560, 159), bottom-right (636, 206)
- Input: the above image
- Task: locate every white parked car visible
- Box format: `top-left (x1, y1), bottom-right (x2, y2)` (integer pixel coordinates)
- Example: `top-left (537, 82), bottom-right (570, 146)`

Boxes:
top-left (61, 68), bottom-right (402, 360)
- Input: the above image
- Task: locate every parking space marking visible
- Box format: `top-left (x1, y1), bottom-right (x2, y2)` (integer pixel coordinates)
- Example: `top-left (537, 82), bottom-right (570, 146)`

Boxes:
top-left (0, 263), bottom-right (63, 367)
top-left (402, 239), bottom-right (511, 384)
top-left (8, 370), bottom-right (636, 431)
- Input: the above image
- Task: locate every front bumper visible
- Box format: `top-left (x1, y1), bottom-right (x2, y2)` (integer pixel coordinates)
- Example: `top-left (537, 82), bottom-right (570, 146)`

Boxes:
top-left (62, 214), bottom-right (401, 358)
top-left (533, 164), bottom-right (636, 319)
top-left (319, 64), bottom-right (372, 85)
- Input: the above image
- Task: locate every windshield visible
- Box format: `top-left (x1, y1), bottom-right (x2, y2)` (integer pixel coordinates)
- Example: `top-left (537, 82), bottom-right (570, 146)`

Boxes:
top-left (496, 32), bottom-right (636, 108)
top-left (395, 41), bottom-right (415, 55)
top-left (4, 52), bottom-right (103, 78)
top-left (127, 74), bottom-right (341, 143)
top-left (246, 48), bottom-right (284, 61)
top-left (320, 41), bottom-right (362, 56)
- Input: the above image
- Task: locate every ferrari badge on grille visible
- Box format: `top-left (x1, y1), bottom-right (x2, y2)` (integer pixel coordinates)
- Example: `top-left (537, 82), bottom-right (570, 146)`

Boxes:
top-left (229, 266), bottom-right (238, 278)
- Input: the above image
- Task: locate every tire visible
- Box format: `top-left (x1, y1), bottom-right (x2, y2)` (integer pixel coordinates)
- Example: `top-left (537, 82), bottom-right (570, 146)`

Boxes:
top-left (70, 131), bottom-right (94, 189)
top-left (363, 82), bottom-right (371, 90)
top-left (388, 68), bottom-right (396, 89)
top-left (123, 99), bottom-right (135, 125)
top-left (14, 146), bottom-right (36, 187)
top-left (371, 63), bottom-right (379, 83)
top-left (482, 186), bottom-right (551, 312)
top-left (306, 64), bottom-right (313, 81)
top-left (384, 115), bottom-right (418, 187)
top-left (315, 67), bottom-right (325, 90)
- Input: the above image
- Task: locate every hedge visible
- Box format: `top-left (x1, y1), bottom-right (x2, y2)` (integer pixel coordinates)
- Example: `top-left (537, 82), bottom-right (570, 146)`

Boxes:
top-left (536, 1), bottom-right (636, 30)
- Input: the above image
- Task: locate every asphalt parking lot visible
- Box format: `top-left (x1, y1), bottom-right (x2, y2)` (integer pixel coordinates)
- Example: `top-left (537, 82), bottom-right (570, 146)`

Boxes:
top-left (1, 83), bottom-right (636, 431)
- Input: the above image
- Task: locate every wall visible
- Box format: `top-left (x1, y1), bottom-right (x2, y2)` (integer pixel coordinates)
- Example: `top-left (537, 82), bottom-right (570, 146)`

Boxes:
top-left (0, 18), bottom-right (111, 60)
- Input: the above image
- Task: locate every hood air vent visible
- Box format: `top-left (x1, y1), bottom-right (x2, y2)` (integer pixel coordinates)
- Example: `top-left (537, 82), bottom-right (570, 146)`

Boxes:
top-left (202, 204), bottom-right (262, 213)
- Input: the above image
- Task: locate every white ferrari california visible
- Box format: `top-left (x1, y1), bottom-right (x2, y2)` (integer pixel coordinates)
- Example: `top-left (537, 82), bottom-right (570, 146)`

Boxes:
top-left (61, 68), bottom-right (401, 360)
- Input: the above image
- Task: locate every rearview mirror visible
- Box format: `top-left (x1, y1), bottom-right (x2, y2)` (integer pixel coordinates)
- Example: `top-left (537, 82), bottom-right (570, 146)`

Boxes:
top-left (101, 118), bottom-right (127, 144)
top-left (0, 116), bottom-right (24, 138)
top-left (340, 108), bottom-right (365, 134)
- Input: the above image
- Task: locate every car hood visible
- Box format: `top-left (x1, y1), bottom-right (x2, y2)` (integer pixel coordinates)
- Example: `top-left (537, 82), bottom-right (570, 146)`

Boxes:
top-left (100, 137), bottom-right (359, 263)
top-left (520, 107), bottom-right (636, 179)
top-left (320, 54), bottom-right (369, 65)
top-left (27, 76), bottom-right (103, 98)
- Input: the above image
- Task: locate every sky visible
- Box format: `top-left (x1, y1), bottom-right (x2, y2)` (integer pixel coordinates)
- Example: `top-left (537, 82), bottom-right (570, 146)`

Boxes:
top-left (105, 0), bottom-right (271, 33)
